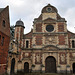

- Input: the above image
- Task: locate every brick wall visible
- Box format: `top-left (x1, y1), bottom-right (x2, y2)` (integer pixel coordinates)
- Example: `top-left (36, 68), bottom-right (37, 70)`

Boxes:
top-left (0, 6), bottom-right (10, 74)
top-left (0, 31), bottom-right (10, 74)
top-left (58, 35), bottom-right (65, 45)
top-left (0, 6), bottom-right (10, 37)
top-left (36, 35), bottom-right (42, 45)
top-left (36, 23), bottom-right (42, 32)
top-left (68, 31), bottom-right (75, 48)
top-left (58, 23), bottom-right (64, 32)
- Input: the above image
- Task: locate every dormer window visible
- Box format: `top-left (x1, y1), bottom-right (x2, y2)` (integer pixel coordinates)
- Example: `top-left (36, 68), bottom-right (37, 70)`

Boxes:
top-left (72, 40), bottom-right (75, 48)
top-left (2, 20), bottom-right (5, 27)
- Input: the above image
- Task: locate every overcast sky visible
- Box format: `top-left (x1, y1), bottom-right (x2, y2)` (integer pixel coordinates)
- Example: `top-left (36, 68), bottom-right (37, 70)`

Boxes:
top-left (0, 0), bottom-right (75, 34)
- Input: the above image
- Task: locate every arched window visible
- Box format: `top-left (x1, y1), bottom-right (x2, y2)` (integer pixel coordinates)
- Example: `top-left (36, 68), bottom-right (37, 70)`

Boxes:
top-left (1, 37), bottom-right (4, 46)
top-left (72, 40), bottom-right (75, 48)
top-left (2, 20), bottom-right (5, 27)
top-left (11, 43), bottom-right (13, 49)
top-left (26, 40), bottom-right (29, 48)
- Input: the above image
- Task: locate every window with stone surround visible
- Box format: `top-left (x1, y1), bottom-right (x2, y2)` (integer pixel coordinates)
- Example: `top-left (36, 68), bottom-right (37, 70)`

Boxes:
top-left (1, 37), bottom-right (4, 46)
top-left (0, 35), bottom-right (1, 45)
top-left (2, 20), bottom-right (5, 27)
top-left (46, 25), bottom-right (54, 32)
top-left (26, 40), bottom-right (29, 48)
top-left (72, 40), bottom-right (75, 48)
top-left (0, 35), bottom-right (1, 41)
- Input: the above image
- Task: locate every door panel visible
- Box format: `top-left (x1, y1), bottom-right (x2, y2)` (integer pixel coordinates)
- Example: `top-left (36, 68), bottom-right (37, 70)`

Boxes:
top-left (45, 56), bottom-right (56, 73)
top-left (24, 62), bottom-right (29, 73)
top-left (10, 58), bottom-right (15, 74)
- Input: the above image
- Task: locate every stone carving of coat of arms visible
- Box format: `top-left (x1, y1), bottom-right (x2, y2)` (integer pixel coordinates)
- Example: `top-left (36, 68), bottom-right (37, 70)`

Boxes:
top-left (45, 36), bottom-right (57, 45)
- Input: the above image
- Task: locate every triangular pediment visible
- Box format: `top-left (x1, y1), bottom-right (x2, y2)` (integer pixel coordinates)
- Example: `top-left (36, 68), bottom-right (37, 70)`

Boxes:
top-left (42, 45), bottom-right (59, 51)
top-left (43, 18), bottom-right (56, 22)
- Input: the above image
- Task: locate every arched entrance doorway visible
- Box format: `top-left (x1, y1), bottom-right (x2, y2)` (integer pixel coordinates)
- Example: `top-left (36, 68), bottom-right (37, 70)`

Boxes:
top-left (45, 56), bottom-right (56, 73)
top-left (24, 62), bottom-right (29, 73)
top-left (10, 58), bottom-right (15, 74)
top-left (73, 63), bottom-right (75, 73)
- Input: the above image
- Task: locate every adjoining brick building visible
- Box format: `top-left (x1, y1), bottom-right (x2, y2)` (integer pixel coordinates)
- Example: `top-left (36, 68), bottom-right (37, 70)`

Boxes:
top-left (7, 4), bottom-right (75, 74)
top-left (0, 6), bottom-right (10, 74)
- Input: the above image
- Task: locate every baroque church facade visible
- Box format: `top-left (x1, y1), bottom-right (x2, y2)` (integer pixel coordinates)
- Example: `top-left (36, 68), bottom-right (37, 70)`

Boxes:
top-left (7, 4), bottom-right (75, 74)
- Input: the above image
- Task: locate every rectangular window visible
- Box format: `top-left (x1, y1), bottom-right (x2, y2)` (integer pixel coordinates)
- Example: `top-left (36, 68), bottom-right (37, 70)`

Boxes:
top-left (0, 35), bottom-right (1, 45)
top-left (1, 37), bottom-right (4, 46)
top-left (72, 40), bottom-right (75, 48)
top-left (26, 40), bottom-right (29, 48)
top-left (0, 35), bottom-right (1, 41)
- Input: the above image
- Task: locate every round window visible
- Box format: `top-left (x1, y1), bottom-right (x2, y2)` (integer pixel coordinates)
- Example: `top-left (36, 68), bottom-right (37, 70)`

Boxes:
top-left (46, 25), bottom-right (54, 32)
top-left (47, 7), bottom-right (52, 12)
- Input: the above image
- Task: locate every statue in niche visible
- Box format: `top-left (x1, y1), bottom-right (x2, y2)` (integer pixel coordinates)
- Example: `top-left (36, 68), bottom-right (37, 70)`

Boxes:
top-left (60, 54), bottom-right (65, 63)
top-left (36, 54), bottom-right (40, 63)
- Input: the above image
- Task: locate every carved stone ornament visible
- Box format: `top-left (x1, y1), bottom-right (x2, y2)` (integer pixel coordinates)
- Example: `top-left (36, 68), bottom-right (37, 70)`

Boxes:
top-left (43, 45), bottom-right (59, 51)
top-left (60, 53), bottom-right (66, 64)
top-left (45, 36), bottom-right (57, 45)
top-left (72, 53), bottom-right (75, 57)
top-left (25, 53), bottom-right (29, 57)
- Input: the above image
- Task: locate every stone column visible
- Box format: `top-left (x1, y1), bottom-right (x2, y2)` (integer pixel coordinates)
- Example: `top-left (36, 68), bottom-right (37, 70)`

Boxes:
top-left (42, 53), bottom-right (45, 73)
top-left (57, 53), bottom-right (61, 73)
top-left (14, 56), bottom-right (18, 73)
top-left (66, 52), bottom-right (70, 73)
top-left (32, 53), bottom-right (35, 72)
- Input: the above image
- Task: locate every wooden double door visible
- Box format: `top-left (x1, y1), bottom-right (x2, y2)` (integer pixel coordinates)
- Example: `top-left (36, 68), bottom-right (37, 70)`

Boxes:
top-left (45, 56), bottom-right (56, 73)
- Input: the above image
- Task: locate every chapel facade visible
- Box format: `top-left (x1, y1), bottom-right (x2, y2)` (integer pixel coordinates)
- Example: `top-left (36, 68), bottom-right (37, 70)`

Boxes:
top-left (7, 4), bottom-right (75, 74)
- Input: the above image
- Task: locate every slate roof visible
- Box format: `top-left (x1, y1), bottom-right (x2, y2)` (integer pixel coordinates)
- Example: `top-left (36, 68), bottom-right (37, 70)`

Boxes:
top-left (0, 8), bottom-right (4, 13)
